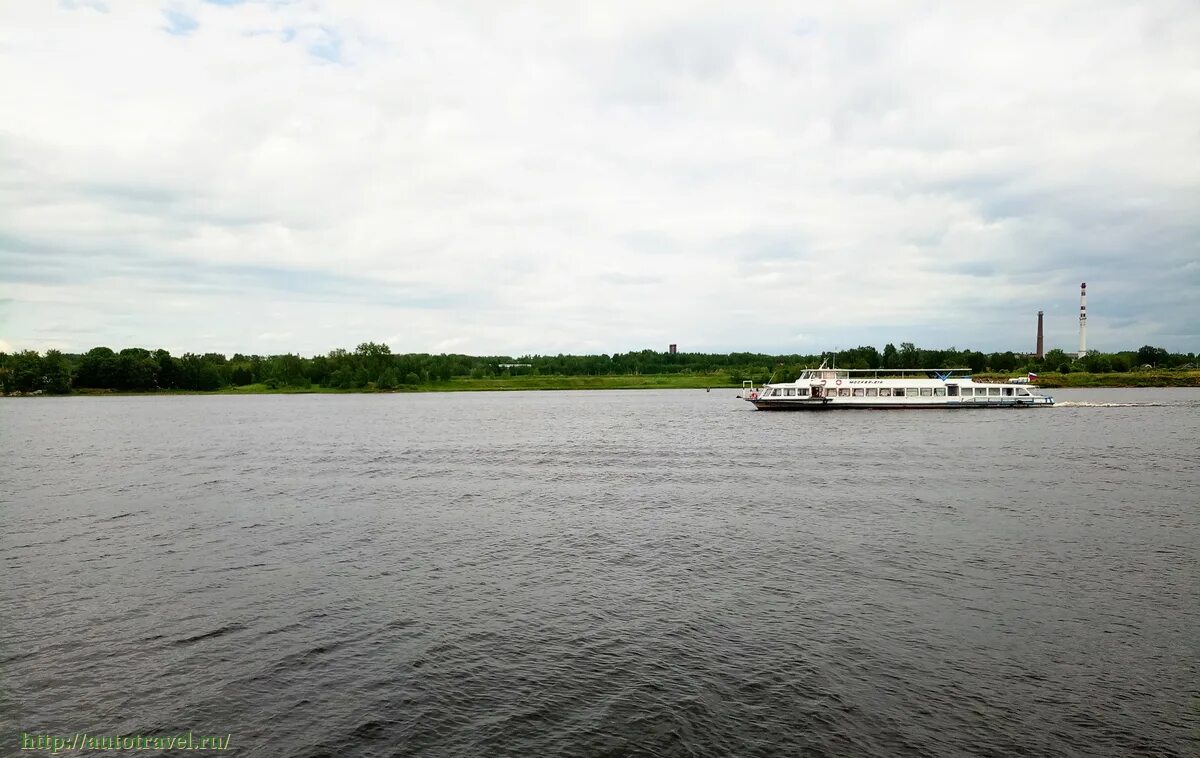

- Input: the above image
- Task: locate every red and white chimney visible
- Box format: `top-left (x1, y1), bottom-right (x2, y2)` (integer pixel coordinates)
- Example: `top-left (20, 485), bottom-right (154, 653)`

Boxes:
top-left (1078, 282), bottom-right (1087, 358)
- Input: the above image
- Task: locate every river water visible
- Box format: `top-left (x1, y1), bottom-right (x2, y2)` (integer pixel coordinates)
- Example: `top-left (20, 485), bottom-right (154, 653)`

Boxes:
top-left (2, 388), bottom-right (1198, 757)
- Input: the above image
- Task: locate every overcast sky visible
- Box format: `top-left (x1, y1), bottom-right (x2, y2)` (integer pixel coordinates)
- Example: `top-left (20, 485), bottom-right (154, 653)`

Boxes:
top-left (2, 1), bottom-right (1197, 357)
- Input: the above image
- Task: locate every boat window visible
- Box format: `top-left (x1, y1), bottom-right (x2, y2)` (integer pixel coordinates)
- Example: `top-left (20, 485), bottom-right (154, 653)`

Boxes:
top-left (961, 387), bottom-right (973, 396)
top-left (988, 387), bottom-right (1001, 396)
top-left (798, 388), bottom-right (809, 396)
top-left (934, 387), bottom-right (946, 396)
top-left (1003, 387), bottom-right (1014, 396)
top-left (853, 388), bottom-right (865, 397)
top-left (1018, 388), bottom-right (1030, 396)
top-left (920, 387), bottom-right (933, 397)
top-left (839, 388), bottom-right (851, 397)
top-left (879, 388), bottom-right (892, 397)
top-left (893, 388), bottom-right (905, 397)
top-left (865, 388), bottom-right (878, 397)
top-left (946, 385), bottom-right (958, 396)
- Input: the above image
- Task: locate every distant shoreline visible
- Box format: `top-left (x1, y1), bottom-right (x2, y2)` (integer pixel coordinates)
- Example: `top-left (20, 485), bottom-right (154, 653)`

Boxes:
top-left (972, 372), bottom-right (1200, 389)
top-left (5, 371), bottom-right (1198, 397)
top-left (6, 344), bottom-right (1195, 396)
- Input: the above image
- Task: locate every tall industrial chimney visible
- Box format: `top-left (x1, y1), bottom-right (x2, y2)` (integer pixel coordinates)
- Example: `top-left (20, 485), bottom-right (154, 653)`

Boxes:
top-left (1077, 282), bottom-right (1087, 358)
top-left (1036, 311), bottom-right (1044, 359)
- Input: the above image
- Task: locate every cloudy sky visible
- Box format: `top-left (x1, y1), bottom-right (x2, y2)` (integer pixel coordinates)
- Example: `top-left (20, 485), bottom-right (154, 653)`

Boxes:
top-left (2, 1), bottom-right (1197, 357)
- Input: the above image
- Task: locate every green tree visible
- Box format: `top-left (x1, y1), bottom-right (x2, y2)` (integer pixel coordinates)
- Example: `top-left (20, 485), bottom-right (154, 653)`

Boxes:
top-left (178, 354), bottom-right (222, 391)
top-left (355, 342), bottom-right (393, 384)
top-left (1042, 349), bottom-right (1069, 373)
top-left (2, 350), bottom-right (45, 392)
top-left (327, 367), bottom-right (354, 389)
top-left (836, 346), bottom-right (880, 370)
top-left (42, 349), bottom-right (72, 393)
top-left (964, 351), bottom-right (988, 373)
top-left (377, 368), bottom-right (399, 390)
top-left (76, 347), bottom-right (118, 388)
top-left (116, 348), bottom-right (157, 390)
top-left (264, 354), bottom-right (307, 388)
top-left (1109, 353), bottom-right (1132, 372)
top-left (768, 365), bottom-right (792, 383)
top-left (1082, 353), bottom-right (1113, 373)
top-left (881, 343), bottom-right (899, 369)
top-left (228, 361), bottom-right (256, 386)
top-left (154, 349), bottom-right (179, 389)
top-left (1136, 345), bottom-right (1169, 367)
top-left (990, 351), bottom-right (1018, 372)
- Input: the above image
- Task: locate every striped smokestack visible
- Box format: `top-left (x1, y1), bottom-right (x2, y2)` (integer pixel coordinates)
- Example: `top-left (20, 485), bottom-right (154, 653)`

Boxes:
top-left (1078, 282), bottom-right (1087, 358)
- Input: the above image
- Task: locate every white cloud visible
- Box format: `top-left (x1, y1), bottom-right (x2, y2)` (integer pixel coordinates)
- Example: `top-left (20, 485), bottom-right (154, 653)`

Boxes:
top-left (1, 0), bottom-right (1197, 356)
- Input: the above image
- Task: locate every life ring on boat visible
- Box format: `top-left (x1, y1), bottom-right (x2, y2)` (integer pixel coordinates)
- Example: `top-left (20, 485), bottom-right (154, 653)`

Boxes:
top-left (749, 392), bottom-right (758, 400)
top-left (835, 379), bottom-right (842, 386)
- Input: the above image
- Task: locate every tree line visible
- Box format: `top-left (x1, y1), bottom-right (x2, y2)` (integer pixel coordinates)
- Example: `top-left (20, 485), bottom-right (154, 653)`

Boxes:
top-left (0, 342), bottom-right (1194, 394)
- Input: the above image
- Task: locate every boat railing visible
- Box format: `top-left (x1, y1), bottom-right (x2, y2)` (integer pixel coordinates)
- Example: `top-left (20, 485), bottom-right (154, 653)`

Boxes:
top-left (795, 367), bottom-right (975, 380)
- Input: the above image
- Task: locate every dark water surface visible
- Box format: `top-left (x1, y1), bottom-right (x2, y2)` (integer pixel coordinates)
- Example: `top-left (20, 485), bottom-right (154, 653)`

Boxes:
top-left (3, 389), bottom-right (1198, 757)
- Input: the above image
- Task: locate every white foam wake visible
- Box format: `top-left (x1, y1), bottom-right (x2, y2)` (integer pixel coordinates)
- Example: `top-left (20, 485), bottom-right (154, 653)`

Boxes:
top-left (1053, 401), bottom-right (1167, 408)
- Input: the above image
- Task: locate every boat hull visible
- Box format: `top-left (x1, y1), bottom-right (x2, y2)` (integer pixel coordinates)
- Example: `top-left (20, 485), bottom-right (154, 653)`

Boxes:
top-left (749, 399), bottom-right (1052, 410)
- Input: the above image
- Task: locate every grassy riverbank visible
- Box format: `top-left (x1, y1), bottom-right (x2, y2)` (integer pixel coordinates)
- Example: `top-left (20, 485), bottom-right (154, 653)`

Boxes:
top-left (223, 370), bottom-right (1199, 392)
top-left (60, 373), bottom-right (735, 396)
top-left (974, 370), bottom-right (1200, 388)
top-left (40, 369), bottom-right (1200, 396)
top-left (8, 344), bottom-right (1195, 395)
top-left (231, 373), bottom-right (732, 392)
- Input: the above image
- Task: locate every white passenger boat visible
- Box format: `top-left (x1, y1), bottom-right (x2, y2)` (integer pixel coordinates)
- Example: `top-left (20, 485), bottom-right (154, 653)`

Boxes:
top-left (741, 364), bottom-right (1054, 410)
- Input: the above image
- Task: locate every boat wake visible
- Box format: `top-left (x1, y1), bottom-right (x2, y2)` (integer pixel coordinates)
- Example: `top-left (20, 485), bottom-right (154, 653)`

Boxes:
top-left (1054, 401), bottom-right (1169, 408)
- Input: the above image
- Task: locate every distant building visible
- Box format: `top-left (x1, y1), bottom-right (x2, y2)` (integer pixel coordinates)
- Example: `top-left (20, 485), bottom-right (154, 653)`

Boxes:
top-left (498, 363), bottom-right (532, 369)
top-left (1036, 311), bottom-right (1044, 359)
top-left (1078, 282), bottom-right (1088, 358)
top-left (668, 344), bottom-right (677, 354)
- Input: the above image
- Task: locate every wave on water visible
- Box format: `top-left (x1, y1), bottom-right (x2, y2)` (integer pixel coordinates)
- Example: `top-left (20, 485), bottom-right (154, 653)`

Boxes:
top-left (1054, 401), bottom-right (1169, 408)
